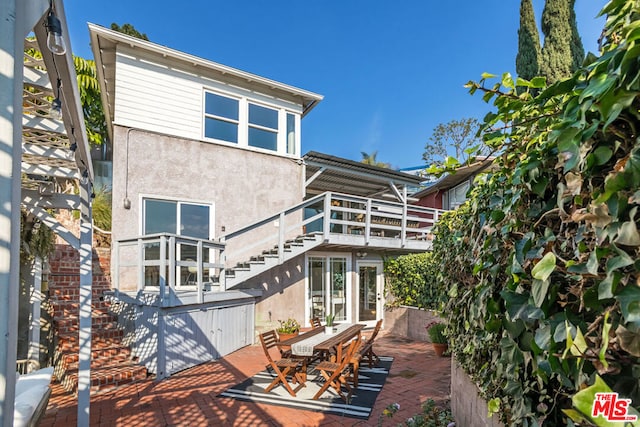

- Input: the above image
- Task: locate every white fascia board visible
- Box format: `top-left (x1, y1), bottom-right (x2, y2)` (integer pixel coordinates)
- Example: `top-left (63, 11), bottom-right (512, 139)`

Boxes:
top-left (21, 162), bottom-right (80, 179)
top-left (24, 205), bottom-right (79, 249)
top-left (87, 23), bottom-right (324, 104)
top-left (22, 190), bottom-right (81, 210)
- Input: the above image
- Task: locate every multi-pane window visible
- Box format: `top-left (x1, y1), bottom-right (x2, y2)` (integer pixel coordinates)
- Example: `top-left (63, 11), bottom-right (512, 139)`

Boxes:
top-left (203, 90), bottom-right (298, 155)
top-left (143, 199), bottom-right (211, 239)
top-left (248, 103), bottom-right (278, 151)
top-left (143, 198), bottom-right (212, 287)
top-left (204, 92), bottom-right (239, 143)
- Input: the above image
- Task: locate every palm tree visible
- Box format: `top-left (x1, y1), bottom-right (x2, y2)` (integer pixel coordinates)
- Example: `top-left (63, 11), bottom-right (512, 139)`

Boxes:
top-left (360, 151), bottom-right (390, 168)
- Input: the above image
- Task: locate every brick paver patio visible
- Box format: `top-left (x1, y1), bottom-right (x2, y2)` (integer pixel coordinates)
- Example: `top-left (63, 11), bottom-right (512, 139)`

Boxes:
top-left (41, 332), bottom-right (451, 426)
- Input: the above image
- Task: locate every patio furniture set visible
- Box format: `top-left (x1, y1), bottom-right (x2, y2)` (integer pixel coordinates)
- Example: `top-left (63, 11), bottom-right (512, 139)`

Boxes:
top-left (258, 320), bottom-right (383, 402)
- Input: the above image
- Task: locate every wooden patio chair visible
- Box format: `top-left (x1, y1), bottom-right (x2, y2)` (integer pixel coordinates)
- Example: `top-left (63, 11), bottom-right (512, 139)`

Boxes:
top-left (310, 317), bottom-right (322, 328)
top-left (312, 335), bottom-right (361, 402)
top-left (259, 330), bottom-right (306, 397)
top-left (350, 319), bottom-right (382, 387)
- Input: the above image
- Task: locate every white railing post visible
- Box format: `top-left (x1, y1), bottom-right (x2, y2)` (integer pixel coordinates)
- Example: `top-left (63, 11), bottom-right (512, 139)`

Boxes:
top-left (278, 211), bottom-right (285, 264)
top-left (197, 240), bottom-right (203, 303)
top-left (323, 192), bottom-right (332, 241)
top-left (137, 238), bottom-right (144, 293)
top-left (365, 199), bottom-right (372, 245)
top-left (113, 240), bottom-right (120, 295)
top-left (159, 235), bottom-right (167, 306)
top-left (219, 237), bottom-right (226, 291)
top-left (168, 236), bottom-right (176, 307)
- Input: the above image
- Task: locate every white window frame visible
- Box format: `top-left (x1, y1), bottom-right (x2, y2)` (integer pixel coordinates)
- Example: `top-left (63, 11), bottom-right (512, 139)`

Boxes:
top-left (202, 88), bottom-right (300, 157)
top-left (304, 252), bottom-right (352, 326)
top-left (140, 195), bottom-right (215, 239)
top-left (447, 180), bottom-right (470, 210)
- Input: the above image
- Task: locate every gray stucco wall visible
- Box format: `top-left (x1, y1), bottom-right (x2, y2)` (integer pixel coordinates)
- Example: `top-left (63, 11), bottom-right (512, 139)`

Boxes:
top-left (111, 125), bottom-right (304, 290)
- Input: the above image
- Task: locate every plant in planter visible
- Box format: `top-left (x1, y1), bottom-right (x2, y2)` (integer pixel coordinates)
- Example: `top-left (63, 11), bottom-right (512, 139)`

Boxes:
top-left (325, 313), bottom-right (335, 334)
top-left (426, 322), bottom-right (448, 357)
top-left (276, 318), bottom-right (300, 342)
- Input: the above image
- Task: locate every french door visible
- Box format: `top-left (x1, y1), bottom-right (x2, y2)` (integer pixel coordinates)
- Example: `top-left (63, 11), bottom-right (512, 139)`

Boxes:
top-left (307, 255), bottom-right (349, 325)
top-left (356, 262), bottom-right (383, 328)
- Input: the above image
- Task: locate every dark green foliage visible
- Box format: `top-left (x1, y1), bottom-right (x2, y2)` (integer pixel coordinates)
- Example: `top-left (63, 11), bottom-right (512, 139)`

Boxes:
top-left (384, 253), bottom-right (440, 310)
top-left (540, 0), bottom-right (585, 84)
top-left (74, 56), bottom-right (106, 146)
top-left (437, 2), bottom-right (640, 425)
top-left (516, 0), bottom-right (541, 81)
top-left (110, 23), bottom-right (149, 40)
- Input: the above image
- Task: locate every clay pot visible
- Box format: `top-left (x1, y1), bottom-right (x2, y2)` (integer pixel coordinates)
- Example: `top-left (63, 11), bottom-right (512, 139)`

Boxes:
top-left (432, 343), bottom-right (449, 357)
top-left (278, 331), bottom-right (299, 342)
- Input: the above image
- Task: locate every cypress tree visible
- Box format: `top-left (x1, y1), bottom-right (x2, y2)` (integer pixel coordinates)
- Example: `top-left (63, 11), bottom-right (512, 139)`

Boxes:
top-left (568, 0), bottom-right (585, 71)
top-left (539, 0), bottom-right (584, 84)
top-left (516, 0), bottom-right (541, 81)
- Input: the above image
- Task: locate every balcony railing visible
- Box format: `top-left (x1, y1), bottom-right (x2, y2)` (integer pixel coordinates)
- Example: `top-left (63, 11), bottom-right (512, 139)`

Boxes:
top-left (222, 191), bottom-right (445, 266)
top-left (113, 233), bottom-right (225, 304)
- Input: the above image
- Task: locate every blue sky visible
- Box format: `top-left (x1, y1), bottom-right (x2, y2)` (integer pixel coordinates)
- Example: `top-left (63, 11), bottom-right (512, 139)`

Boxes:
top-left (64, 1), bottom-right (607, 169)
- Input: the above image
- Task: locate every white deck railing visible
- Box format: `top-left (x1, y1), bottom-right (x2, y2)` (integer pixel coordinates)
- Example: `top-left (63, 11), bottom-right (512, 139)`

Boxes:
top-left (113, 233), bottom-right (225, 304)
top-left (222, 191), bottom-right (445, 266)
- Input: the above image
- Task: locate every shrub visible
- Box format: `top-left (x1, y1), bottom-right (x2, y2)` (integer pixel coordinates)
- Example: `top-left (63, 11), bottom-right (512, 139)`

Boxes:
top-left (384, 252), bottom-right (441, 309)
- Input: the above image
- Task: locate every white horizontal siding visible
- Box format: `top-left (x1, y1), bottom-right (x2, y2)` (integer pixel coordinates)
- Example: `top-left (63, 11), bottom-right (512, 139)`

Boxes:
top-left (113, 46), bottom-right (304, 141)
top-left (114, 51), bottom-right (202, 139)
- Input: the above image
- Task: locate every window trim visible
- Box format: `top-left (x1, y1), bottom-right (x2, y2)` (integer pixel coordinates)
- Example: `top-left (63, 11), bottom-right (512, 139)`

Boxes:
top-left (202, 88), bottom-right (300, 157)
top-left (140, 195), bottom-right (215, 240)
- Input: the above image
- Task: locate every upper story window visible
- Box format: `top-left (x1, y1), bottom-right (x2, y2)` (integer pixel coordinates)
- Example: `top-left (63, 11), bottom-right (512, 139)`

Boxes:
top-left (249, 103), bottom-right (278, 150)
top-left (204, 92), bottom-right (239, 143)
top-left (203, 90), bottom-right (299, 156)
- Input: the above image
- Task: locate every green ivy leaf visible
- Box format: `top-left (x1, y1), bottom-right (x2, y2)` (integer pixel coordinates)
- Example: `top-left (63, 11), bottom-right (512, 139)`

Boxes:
top-left (488, 398), bottom-right (501, 416)
top-left (616, 284), bottom-right (640, 323)
top-left (532, 252), bottom-right (556, 281)
top-left (532, 278), bottom-right (550, 308)
top-left (599, 312), bottom-right (611, 370)
top-left (614, 207), bottom-right (640, 246)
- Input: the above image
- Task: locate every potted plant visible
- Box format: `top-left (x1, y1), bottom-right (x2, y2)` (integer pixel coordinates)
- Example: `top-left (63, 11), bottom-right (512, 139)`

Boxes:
top-left (325, 313), bottom-right (335, 334)
top-left (426, 322), bottom-right (448, 357)
top-left (276, 318), bottom-right (300, 342)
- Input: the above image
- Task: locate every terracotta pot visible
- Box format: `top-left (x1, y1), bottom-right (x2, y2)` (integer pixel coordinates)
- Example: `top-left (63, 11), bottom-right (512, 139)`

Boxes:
top-left (278, 331), bottom-right (299, 342)
top-left (432, 343), bottom-right (448, 357)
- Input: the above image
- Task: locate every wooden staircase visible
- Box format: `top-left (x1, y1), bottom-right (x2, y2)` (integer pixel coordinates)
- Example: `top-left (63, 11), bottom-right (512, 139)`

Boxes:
top-left (49, 245), bottom-right (147, 395)
top-left (224, 233), bottom-right (324, 288)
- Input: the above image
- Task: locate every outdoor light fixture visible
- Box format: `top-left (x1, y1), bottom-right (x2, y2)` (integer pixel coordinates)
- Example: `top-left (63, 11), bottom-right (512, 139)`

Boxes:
top-left (46, 7), bottom-right (67, 55)
top-left (50, 79), bottom-right (62, 120)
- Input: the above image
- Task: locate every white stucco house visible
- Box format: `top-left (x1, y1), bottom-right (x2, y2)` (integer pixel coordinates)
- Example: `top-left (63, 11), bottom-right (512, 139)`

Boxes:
top-left (88, 24), bottom-right (444, 378)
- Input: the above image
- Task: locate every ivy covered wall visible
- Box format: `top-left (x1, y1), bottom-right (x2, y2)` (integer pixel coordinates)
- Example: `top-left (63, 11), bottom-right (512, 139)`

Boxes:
top-left (432, 2), bottom-right (640, 425)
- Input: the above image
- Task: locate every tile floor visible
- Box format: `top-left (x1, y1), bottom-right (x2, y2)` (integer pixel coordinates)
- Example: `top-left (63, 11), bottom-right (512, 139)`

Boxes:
top-left (41, 332), bottom-right (451, 426)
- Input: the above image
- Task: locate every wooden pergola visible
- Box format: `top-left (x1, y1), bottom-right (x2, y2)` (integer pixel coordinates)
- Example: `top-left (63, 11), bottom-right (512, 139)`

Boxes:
top-left (0, 0), bottom-right (94, 425)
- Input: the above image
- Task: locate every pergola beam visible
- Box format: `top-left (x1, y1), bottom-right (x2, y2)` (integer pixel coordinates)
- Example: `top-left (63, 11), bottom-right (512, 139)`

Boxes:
top-left (22, 190), bottom-right (81, 210)
top-left (24, 205), bottom-right (80, 249)
top-left (21, 162), bottom-right (81, 179)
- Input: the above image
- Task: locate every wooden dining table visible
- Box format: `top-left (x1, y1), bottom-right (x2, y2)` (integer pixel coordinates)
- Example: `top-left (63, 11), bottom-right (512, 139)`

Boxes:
top-left (277, 324), bottom-right (365, 381)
